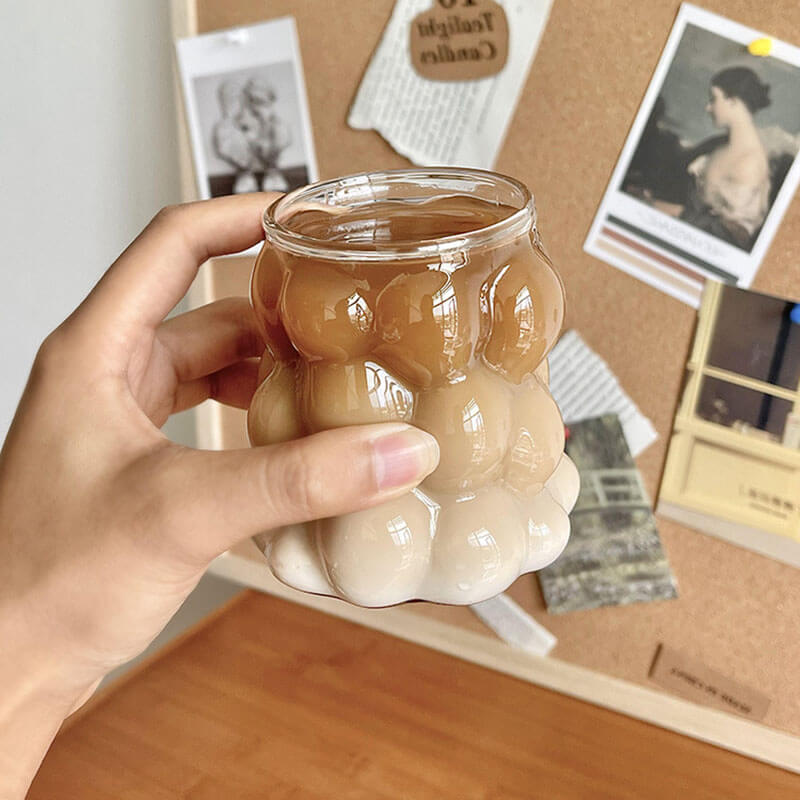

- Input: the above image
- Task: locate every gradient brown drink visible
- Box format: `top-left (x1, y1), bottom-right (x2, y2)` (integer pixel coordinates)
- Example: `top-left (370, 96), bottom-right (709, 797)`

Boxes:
top-left (248, 169), bottom-right (579, 606)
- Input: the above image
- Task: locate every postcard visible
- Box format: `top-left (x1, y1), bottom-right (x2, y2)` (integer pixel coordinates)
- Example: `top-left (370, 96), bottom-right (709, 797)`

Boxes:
top-left (585, 4), bottom-right (800, 306)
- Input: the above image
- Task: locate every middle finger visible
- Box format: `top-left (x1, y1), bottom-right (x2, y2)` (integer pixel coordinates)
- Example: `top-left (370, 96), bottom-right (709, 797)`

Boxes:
top-left (158, 297), bottom-right (264, 382)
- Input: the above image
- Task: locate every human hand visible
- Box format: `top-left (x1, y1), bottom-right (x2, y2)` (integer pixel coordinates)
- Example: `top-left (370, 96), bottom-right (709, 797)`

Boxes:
top-left (0, 194), bottom-right (439, 796)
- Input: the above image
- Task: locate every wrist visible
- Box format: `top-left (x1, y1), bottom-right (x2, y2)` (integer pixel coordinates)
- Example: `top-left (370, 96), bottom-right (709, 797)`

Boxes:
top-left (0, 673), bottom-right (77, 798)
top-left (0, 603), bottom-right (99, 798)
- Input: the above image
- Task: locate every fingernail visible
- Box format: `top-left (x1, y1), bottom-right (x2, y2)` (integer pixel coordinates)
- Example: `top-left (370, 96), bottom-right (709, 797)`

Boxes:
top-left (372, 426), bottom-right (440, 492)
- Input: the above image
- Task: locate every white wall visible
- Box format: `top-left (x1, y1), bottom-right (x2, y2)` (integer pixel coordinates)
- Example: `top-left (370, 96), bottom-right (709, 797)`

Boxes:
top-left (0, 1), bottom-right (184, 442)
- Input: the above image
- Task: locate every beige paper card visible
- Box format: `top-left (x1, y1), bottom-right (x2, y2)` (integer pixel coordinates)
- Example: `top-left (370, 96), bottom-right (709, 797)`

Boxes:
top-left (650, 644), bottom-right (770, 721)
top-left (410, 0), bottom-right (509, 81)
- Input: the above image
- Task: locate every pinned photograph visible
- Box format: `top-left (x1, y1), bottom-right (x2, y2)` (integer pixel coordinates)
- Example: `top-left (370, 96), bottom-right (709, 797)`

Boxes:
top-left (585, 4), bottom-right (800, 306)
top-left (537, 414), bottom-right (677, 615)
top-left (658, 280), bottom-right (800, 568)
top-left (176, 18), bottom-right (318, 209)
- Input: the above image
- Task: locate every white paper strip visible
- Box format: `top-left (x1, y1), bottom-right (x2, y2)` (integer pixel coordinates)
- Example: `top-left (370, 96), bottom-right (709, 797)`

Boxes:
top-left (348, 0), bottom-right (553, 169)
top-left (471, 593), bottom-right (557, 657)
top-left (548, 330), bottom-right (658, 457)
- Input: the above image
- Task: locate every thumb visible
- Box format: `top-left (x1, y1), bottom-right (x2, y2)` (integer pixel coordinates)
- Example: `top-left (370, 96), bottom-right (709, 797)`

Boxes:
top-left (172, 423), bottom-right (440, 563)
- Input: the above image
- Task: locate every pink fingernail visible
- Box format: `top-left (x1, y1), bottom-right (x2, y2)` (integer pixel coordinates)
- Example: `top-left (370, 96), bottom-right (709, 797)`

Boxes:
top-left (372, 427), bottom-right (440, 491)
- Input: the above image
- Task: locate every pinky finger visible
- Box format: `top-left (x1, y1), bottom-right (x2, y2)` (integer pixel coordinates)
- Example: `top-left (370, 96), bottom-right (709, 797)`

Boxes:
top-left (173, 358), bottom-right (261, 414)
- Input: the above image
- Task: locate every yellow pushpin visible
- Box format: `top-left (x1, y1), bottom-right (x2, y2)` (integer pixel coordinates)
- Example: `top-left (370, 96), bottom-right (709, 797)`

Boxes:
top-left (748, 37), bottom-right (772, 56)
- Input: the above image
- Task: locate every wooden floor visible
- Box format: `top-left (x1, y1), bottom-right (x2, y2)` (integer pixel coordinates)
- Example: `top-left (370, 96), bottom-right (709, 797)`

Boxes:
top-left (30, 591), bottom-right (799, 799)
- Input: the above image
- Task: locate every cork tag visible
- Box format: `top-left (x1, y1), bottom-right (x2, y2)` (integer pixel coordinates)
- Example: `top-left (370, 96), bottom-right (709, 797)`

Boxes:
top-left (649, 644), bottom-right (770, 721)
top-left (409, 0), bottom-right (509, 81)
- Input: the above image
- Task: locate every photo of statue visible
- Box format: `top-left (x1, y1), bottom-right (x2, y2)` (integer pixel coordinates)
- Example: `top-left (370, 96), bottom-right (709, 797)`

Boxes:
top-left (190, 61), bottom-right (314, 198)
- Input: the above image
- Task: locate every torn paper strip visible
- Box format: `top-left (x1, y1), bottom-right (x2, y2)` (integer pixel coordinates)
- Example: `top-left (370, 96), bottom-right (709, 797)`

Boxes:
top-left (348, 0), bottom-right (553, 168)
top-left (471, 593), bottom-right (557, 656)
top-left (548, 330), bottom-right (658, 457)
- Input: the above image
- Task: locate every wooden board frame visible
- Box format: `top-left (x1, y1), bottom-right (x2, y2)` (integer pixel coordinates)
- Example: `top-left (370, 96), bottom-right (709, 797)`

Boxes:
top-left (209, 542), bottom-right (800, 773)
top-left (169, 0), bottom-right (800, 773)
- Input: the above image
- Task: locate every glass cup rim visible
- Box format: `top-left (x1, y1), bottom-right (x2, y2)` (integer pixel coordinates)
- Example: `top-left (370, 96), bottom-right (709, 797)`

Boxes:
top-left (261, 167), bottom-right (535, 262)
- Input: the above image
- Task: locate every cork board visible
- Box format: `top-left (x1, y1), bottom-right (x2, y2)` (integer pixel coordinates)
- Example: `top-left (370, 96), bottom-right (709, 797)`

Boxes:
top-left (175, 0), bottom-right (800, 746)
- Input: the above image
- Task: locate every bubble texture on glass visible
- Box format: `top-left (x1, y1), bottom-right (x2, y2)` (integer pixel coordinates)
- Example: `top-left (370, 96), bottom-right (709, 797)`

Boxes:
top-left (248, 189), bottom-right (578, 607)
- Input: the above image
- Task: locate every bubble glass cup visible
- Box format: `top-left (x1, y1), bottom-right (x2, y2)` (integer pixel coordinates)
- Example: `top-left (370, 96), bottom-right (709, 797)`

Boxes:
top-left (248, 168), bottom-right (579, 607)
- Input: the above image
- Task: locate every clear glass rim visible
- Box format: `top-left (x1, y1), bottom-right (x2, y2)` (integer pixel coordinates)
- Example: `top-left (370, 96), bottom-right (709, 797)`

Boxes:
top-left (262, 167), bottom-right (535, 262)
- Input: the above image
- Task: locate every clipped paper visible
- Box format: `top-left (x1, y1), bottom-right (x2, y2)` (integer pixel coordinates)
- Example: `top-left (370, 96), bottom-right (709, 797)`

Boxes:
top-left (548, 330), bottom-right (658, 457)
top-left (348, 0), bottom-right (553, 168)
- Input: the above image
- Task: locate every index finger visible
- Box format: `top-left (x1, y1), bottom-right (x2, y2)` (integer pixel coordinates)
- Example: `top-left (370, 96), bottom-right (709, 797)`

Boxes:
top-left (79, 193), bottom-right (280, 333)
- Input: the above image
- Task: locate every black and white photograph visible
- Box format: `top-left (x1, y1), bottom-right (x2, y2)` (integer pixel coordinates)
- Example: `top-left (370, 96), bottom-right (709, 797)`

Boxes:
top-left (177, 19), bottom-right (318, 213)
top-left (585, 4), bottom-right (800, 307)
top-left (192, 63), bottom-right (312, 197)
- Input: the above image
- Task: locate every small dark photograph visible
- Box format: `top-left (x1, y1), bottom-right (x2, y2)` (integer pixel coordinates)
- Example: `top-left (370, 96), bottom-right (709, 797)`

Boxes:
top-left (537, 415), bottom-right (678, 615)
top-left (192, 62), bottom-right (312, 197)
top-left (621, 24), bottom-right (800, 252)
top-left (697, 284), bottom-right (800, 443)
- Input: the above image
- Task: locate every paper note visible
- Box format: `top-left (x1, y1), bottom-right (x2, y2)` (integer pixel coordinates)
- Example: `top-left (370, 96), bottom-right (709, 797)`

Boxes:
top-left (348, 0), bottom-right (553, 168)
top-left (548, 330), bottom-right (658, 457)
top-left (537, 415), bottom-right (678, 614)
top-left (650, 643), bottom-right (770, 721)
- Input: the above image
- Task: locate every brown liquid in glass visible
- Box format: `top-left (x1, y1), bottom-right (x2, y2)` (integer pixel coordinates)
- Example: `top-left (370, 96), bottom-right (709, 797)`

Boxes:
top-left (248, 195), bottom-right (572, 606)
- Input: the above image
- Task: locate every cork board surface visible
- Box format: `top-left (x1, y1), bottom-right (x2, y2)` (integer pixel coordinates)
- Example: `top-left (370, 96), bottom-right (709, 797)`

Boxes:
top-left (192, 0), bottom-right (800, 737)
